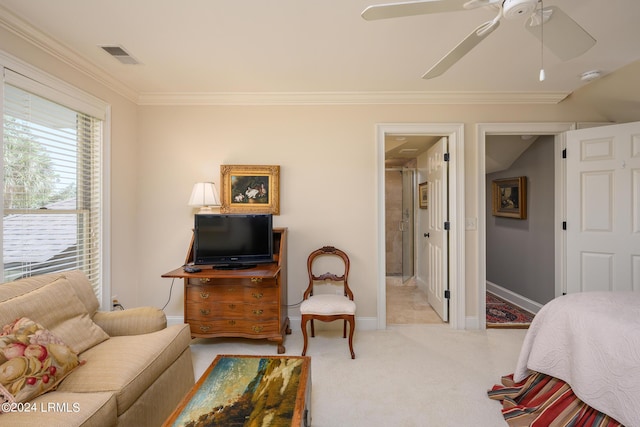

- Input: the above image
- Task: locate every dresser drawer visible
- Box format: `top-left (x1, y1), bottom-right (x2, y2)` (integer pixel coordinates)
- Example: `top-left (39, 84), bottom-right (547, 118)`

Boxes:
top-left (186, 301), bottom-right (279, 321)
top-left (189, 319), bottom-right (279, 336)
top-left (187, 277), bottom-right (278, 287)
top-left (186, 283), bottom-right (278, 304)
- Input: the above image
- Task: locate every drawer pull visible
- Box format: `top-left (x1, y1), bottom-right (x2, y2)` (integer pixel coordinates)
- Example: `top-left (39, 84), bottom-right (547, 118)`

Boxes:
top-left (253, 309), bottom-right (264, 315)
top-left (228, 320), bottom-right (236, 325)
top-left (252, 326), bottom-right (264, 333)
top-left (229, 304), bottom-right (236, 310)
top-left (252, 292), bottom-right (263, 300)
top-left (199, 278), bottom-right (211, 284)
top-left (251, 277), bottom-right (263, 283)
top-left (199, 292), bottom-right (210, 299)
top-left (200, 309), bottom-right (210, 315)
top-left (199, 325), bottom-right (210, 332)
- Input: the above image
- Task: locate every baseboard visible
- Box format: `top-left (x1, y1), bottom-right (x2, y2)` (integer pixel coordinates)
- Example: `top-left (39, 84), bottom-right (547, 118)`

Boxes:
top-left (465, 316), bottom-right (480, 330)
top-left (486, 281), bottom-right (543, 314)
top-left (166, 315), bottom-right (378, 331)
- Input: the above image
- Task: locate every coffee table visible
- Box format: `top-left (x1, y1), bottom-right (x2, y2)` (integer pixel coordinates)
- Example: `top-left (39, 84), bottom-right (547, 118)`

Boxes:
top-left (163, 354), bottom-right (311, 427)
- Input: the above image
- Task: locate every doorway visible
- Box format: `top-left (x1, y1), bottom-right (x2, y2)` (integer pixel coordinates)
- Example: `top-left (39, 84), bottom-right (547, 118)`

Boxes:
top-left (477, 123), bottom-right (575, 329)
top-left (376, 123), bottom-right (465, 330)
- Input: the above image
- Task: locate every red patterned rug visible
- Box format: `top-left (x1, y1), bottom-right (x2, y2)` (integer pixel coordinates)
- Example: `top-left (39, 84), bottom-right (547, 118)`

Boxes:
top-left (486, 292), bottom-right (535, 328)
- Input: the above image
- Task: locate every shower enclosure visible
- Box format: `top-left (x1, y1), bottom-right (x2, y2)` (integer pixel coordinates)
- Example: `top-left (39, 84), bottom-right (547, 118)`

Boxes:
top-left (385, 167), bottom-right (415, 283)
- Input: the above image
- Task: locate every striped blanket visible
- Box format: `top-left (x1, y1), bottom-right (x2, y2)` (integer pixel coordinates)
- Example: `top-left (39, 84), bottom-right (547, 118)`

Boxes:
top-left (489, 373), bottom-right (622, 427)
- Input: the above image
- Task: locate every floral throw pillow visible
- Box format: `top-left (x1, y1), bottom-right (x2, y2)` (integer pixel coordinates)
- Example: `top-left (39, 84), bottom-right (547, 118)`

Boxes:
top-left (0, 317), bottom-right (81, 410)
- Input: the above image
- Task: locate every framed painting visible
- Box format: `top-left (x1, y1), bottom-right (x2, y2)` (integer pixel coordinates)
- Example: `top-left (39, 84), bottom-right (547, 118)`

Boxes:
top-left (220, 165), bottom-right (280, 214)
top-left (418, 181), bottom-right (428, 209)
top-left (492, 176), bottom-right (527, 219)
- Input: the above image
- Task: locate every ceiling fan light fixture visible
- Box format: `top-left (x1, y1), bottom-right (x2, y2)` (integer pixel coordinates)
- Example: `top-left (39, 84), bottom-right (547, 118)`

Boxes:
top-left (580, 70), bottom-right (602, 82)
top-left (502, 0), bottom-right (538, 20)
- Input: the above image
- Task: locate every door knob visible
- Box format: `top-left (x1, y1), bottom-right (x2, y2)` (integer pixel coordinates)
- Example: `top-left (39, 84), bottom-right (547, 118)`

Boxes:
top-left (424, 233), bottom-right (430, 238)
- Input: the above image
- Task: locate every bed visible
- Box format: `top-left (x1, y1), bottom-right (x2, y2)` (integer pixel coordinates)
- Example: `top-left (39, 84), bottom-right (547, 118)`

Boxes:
top-left (489, 291), bottom-right (640, 427)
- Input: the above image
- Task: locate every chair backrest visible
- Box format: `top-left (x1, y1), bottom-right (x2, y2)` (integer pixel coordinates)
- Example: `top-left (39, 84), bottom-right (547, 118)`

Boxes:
top-left (303, 246), bottom-right (353, 300)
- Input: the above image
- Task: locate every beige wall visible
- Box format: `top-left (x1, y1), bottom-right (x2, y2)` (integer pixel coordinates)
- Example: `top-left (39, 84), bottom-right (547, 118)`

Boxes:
top-left (3, 26), bottom-right (639, 327)
top-left (137, 102), bottom-right (606, 324)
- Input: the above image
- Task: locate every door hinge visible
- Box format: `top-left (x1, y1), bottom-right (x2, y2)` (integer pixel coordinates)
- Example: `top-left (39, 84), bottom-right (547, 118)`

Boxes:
top-left (562, 148), bottom-right (567, 159)
top-left (444, 152), bottom-right (450, 162)
top-left (562, 221), bottom-right (567, 230)
top-left (444, 221), bottom-right (450, 230)
top-left (444, 289), bottom-right (450, 299)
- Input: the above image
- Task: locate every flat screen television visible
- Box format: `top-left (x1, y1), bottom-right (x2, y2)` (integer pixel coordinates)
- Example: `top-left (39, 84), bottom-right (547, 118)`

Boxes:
top-left (193, 214), bottom-right (273, 269)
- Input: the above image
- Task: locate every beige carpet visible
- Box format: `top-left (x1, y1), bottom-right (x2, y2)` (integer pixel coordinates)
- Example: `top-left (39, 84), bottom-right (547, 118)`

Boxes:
top-left (190, 324), bottom-right (527, 426)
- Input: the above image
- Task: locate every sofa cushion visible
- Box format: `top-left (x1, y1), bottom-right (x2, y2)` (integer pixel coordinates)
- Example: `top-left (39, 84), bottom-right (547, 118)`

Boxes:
top-left (57, 324), bottom-right (191, 416)
top-left (0, 276), bottom-right (109, 354)
top-left (0, 271), bottom-right (100, 317)
top-left (0, 317), bottom-right (80, 407)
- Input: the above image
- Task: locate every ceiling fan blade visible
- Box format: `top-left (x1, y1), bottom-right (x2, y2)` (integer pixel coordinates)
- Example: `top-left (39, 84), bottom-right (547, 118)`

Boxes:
top-left (525, 6), bottom-right (596, 61)
top-left (423, 18), bottom-right (500, 79)
top-left (361, 0), bottom-right (469, 21)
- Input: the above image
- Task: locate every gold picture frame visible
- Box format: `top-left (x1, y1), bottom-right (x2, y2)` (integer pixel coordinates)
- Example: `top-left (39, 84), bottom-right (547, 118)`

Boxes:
top-left (220, 165), bottom-right (280, 215)
top-left (418, 181), bottom-right (428, 209)
top-left (492, 176), bottom-right (527, 219)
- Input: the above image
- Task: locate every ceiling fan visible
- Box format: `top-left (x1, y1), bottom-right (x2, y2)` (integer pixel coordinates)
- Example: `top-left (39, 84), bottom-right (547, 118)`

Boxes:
top-left (361, 0), bottom-right (596, 79)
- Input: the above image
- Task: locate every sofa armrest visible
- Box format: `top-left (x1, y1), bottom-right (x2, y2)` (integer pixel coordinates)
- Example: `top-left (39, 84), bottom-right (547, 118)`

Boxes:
top-left (92, 307), bottom-right (167, 336)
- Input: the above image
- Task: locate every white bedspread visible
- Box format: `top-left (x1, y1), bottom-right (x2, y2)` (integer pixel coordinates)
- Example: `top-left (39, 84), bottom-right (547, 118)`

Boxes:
top-left (514, 292), bottom-right (640, 427)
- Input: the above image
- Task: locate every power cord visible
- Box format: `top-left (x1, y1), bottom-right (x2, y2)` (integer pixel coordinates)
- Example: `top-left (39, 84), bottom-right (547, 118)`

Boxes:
top-left (162, 278), bottom-right (176, 311)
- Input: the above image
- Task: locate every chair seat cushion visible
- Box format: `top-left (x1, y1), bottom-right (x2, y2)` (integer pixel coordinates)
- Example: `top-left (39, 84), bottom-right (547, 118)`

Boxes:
top-left (300, 294), bottom-right (356, 316)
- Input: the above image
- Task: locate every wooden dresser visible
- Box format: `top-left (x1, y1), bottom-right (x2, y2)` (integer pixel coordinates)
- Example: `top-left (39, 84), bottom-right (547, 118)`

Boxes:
top-left (162, 228), bottom-right (290, 353)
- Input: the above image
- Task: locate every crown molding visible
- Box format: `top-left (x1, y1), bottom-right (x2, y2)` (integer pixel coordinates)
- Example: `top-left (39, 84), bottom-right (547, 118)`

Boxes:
top-left (0, 5), bottom-right (138, 103)
top-left (137, 90), bottom-right (569, 106)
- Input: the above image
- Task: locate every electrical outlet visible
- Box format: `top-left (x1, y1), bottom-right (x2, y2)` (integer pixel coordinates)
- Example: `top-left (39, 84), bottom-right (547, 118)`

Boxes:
top-left (111, 294), bottom-right (118, 304)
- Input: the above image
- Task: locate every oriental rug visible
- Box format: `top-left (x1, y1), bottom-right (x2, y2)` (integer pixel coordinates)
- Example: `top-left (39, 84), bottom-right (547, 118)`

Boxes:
top-left (486, 292), bottom-right (535, 328)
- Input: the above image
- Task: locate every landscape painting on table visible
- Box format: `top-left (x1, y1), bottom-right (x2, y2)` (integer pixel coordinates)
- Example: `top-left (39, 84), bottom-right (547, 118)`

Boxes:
top-left (168, 355), bottom-right (304, 427)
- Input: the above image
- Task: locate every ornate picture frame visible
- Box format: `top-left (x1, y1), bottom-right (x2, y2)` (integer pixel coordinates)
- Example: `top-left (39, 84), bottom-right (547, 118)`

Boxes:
top-left (492, 176), bottom-right (527, 219)
top-left (418, 181), bottom-right (428, 209)
top-left (220, 165), bottom-right (280, 214)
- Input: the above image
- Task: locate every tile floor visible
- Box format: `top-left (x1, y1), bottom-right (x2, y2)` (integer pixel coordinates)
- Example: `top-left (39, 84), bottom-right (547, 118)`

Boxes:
top-left (386, 276), bottom-right (444, 324)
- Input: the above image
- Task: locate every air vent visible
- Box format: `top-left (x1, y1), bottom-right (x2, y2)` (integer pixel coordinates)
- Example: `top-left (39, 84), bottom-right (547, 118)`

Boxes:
top-left (99, 45), bottom-right (140, 65)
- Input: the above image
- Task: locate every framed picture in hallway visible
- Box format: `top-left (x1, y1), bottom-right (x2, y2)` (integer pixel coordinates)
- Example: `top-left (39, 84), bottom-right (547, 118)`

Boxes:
top-left (492, 176), bottom-right (527, 219)
top-left (418, 181), bottom-right (428, 209)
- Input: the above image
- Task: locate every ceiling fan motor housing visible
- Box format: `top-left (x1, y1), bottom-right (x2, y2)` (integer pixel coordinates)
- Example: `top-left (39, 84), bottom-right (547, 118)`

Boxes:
top-left (502, 0), bottom-right (538, 19)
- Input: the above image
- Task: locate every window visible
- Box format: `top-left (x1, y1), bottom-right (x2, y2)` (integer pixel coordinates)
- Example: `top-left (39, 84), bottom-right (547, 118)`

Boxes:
top-left (1, 65), bottom-right (107, 301)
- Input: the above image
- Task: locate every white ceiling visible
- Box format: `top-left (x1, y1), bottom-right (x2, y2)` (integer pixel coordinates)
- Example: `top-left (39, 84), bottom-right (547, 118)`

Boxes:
top-left (1, 0), bottom-right (640, 103)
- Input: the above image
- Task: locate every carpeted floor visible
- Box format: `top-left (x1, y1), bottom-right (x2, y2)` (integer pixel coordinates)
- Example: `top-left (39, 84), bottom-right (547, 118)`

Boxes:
top-left (486, 292), bottom-right (535, 328)
top-left (189, 325), bottom-right (528, 427)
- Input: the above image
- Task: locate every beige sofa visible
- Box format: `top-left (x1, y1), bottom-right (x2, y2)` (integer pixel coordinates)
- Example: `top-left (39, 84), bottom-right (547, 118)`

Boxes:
top-left (0, 270), bottom-right (194, 426)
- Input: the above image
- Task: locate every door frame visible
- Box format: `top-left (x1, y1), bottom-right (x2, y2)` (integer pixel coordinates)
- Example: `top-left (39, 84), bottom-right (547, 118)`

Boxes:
top-left (376, 123), bottom-right (465, 330)
top-left (477, 122), bottom-right (575, 329)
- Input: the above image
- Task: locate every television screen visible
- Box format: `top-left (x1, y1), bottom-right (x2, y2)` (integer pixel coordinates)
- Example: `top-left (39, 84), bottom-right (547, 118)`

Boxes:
top-left (193, 214), bottom-right (273, 268)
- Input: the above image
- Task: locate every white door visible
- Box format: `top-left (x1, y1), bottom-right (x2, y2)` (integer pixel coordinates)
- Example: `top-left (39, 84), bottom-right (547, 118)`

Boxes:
top-left (566, 121), bottom-right (640, 293)
top-left (426, 137), bottom-right (449, 321)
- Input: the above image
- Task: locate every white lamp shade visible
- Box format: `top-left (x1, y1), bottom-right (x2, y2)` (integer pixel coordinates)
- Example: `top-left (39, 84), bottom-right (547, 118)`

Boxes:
top-left (189, 182), bottom-right (220, 208)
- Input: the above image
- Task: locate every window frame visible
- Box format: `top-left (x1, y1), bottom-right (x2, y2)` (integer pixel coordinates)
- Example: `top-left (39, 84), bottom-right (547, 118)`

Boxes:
top-left (0, 50), bottom-right (111, 310)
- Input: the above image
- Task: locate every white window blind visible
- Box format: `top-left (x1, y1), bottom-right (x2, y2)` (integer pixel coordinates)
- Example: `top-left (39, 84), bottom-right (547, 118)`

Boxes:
top-left (2, 75), bottom-right (104, 297)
